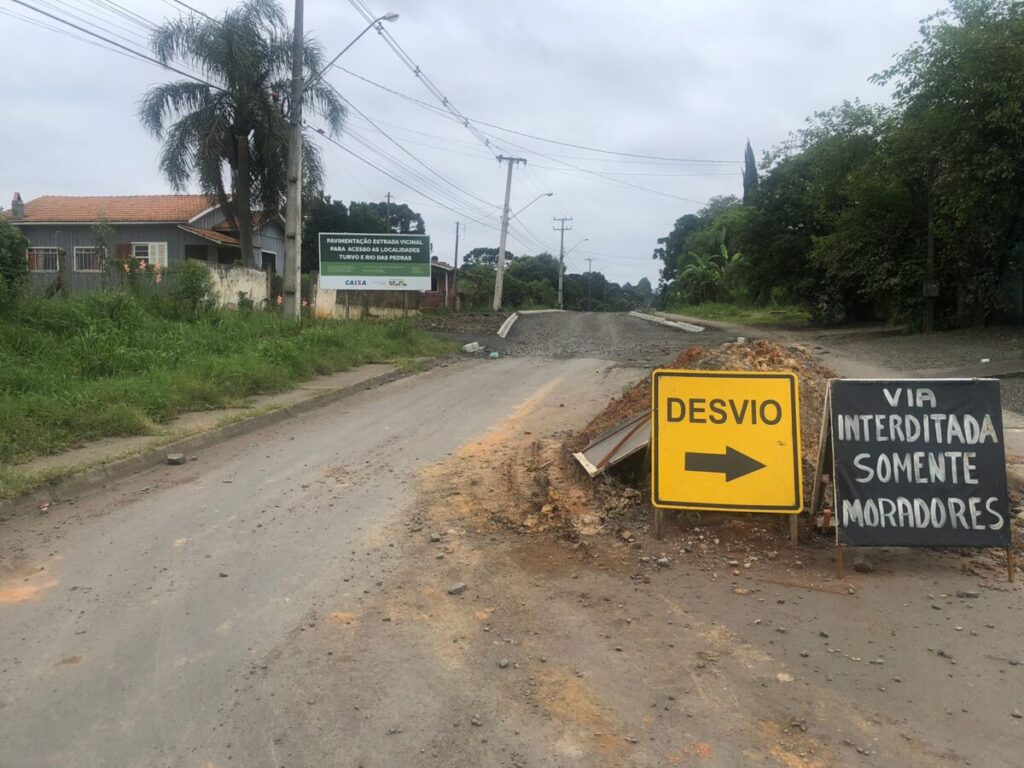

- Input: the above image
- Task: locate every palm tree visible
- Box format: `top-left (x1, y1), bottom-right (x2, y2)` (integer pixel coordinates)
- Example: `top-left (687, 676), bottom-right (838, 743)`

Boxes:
top-left (139, 0), bottom-right (344, 265)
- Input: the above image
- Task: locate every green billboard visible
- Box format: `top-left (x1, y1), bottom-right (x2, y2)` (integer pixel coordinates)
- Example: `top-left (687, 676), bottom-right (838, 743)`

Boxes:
top-left (318, 233), bottom-right (431, 291)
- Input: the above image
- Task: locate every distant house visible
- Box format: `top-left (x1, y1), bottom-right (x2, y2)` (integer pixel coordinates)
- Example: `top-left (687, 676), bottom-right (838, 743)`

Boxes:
top-left (4, 193), bottom-right (285, 293)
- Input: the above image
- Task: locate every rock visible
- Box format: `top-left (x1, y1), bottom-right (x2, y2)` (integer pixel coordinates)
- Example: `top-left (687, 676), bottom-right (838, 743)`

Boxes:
top-left (819, 631), bottom-right (830, 638)
top-left (1012, 710), bottom-right (1022, 719)
top-left (620, 530), bottom-right (635, 542)
top-left (853, 554), bottom-right (874, 573)
top-left (166, 453), bottom-right (186, 466)
top-left (800, 651), bottom-right (810, 658)
top-left (498, 659), bottom-right (509, 669)
top-left (656, 557), bottom-right (671, 568)
top-left (447, 582), bottom-right (468, 595)
top-left (218, 572), bottom-right (228, 578)
top-left (470, 716), bottom-right (482, 727)
top-left (430, 533), bottom-right (441, 542)
top-left (956, 590), bottom-right (980, 599)
top-left (462, 342), bottom-right (483, 354)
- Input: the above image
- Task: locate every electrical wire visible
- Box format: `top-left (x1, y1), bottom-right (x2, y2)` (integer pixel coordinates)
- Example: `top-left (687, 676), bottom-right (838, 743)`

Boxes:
top-left (334, 65), bottom-right (742, 165)
top-left (8, 0), bottom-right (223, 89)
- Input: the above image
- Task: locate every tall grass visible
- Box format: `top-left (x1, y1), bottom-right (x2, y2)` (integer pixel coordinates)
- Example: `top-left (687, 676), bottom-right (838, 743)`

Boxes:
top-left (0, 292), bottom-right (452, 464)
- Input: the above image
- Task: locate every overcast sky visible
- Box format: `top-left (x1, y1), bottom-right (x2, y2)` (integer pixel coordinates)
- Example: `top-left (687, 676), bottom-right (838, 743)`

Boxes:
top-left (1, 0), bottom-right (942, 285)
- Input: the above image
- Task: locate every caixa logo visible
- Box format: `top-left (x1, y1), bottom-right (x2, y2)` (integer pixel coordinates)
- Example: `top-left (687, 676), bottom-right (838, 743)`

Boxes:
top-left (388, 279), bottom-right (408, 287)
top-left (344, 279), bottom-right (367, 286)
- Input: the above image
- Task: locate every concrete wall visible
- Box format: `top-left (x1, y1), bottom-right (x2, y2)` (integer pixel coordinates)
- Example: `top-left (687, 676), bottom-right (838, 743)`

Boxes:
top-left (202, 262), bottom-right (270, 309)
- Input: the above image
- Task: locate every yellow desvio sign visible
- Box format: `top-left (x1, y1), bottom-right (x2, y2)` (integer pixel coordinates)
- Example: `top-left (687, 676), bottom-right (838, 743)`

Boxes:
top-left (652, 370), bottom-right (803, 513)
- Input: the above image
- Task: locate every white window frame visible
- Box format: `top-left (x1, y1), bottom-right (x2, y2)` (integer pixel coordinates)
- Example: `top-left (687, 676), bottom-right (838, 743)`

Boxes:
top-left (131, 241), bottom-right (168, 268)
top-left (74, 246), bottom-right (102, 273)
top-left (26, 247), bottom-right (59, 273)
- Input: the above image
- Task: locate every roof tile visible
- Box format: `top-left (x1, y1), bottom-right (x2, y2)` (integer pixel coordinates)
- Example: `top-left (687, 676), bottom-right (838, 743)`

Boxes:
top-left (8, 195), bottom-right (217, 223)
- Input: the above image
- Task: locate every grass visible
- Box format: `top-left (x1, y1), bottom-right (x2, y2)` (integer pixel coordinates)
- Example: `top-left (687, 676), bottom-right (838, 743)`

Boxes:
top-left (0, 292), bottom-right (455, 469)
top-left (665, 302), bottom-right (811, 326)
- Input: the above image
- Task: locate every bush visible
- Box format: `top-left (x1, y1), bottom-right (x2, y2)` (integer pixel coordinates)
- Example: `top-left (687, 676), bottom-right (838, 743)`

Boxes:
top-left (167, 260), bottom-right (216, 320)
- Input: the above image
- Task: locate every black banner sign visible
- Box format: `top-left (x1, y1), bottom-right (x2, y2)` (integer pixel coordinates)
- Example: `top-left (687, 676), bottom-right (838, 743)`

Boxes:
top-left (830, 379), bottom-right (1010, 548)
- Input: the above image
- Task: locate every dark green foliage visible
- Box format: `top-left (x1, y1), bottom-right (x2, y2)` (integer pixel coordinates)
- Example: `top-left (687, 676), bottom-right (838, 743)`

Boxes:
top-left (167, 259), bottom-right (217, 320)
top-left (0, 218), bottom-right (29, 308)
top-left (139, 0), bottom-right (345, 265)
top-left (742, 140), bottom-right (759, 203)
top-left (654, 1), bottom-right (1024, 327)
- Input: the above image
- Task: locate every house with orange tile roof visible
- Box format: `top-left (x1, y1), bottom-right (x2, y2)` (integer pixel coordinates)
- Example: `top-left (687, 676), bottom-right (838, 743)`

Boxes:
top-left (4, 193), bottom-right (284, 293)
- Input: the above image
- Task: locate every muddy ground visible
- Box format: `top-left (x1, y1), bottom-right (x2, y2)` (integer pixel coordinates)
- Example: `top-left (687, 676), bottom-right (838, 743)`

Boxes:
top-left (259, 363), bottom-right (1023, 767)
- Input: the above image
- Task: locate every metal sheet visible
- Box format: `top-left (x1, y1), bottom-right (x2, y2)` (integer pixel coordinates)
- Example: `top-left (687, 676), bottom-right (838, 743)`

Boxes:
top-left (573, 410), bottom-right (651, 478)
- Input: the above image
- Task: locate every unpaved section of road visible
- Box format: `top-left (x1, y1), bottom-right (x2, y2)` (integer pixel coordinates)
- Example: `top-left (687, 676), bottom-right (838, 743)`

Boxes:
top-left (1, 312), bottom-right (1020, 768)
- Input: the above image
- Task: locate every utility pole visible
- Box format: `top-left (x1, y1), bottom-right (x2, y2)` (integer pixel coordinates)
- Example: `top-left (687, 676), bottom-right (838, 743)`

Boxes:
top-left (453, 221), bottom-right (462, 312)
top-left (385, 192), bottom-right (393, 232)
top-left (924, 158), bottom-right (938, 334)
top-left (282, 0), bottom-right (304, 320)
top-left (553, 216), bottom-right (573, 310)
top-left (492, 155), bottom-right (527, 311)
top-left (586, 257), bottom-right (594, 312)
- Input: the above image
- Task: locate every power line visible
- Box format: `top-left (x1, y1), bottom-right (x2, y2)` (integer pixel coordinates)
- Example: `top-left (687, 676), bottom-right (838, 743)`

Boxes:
top-left (309, 125), bottom-right (503, 231)
top-left (334, 65), bottom-right (742, 165)
top-left (9, 0), bottom-right (222, 89)
top-left (346, 0), bottom-right (501, 159)
top-left (477, 128), bottom-right (708, 206)
top-left (171, 0), bottom-right (213, 21)
top-left (323, 81), bottom-right (499, 211)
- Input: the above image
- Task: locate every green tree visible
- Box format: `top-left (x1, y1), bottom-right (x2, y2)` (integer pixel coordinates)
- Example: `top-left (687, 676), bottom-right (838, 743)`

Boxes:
top-left (742, 140), bottom-right (759, 203)
top-left (0, 216), bottom-right (30, 307)
top-left (463, 247), bottom-right (514, 266)
top-left (139, 0), bottom-right (344, 268)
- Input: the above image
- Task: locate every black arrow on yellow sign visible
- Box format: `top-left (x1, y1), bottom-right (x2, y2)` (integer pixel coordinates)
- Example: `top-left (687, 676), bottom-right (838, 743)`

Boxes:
top-left (684, 446), bottom-right (766, 482)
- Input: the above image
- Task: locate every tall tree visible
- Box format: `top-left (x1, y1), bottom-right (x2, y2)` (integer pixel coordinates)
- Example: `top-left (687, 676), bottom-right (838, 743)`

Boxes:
top-left (139, 0), bottom-right (344, 266)
top-left (742, 140), bottom-right (759, 203)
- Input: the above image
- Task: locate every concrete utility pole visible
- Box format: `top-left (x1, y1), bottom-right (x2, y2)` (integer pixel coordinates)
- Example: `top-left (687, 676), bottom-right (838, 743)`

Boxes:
top-left (282, 0), bottom-right (304, 320)
top-left (553, 216), bottom-right (573, 310)
top-left (283, 9), bottom-right (398, 321)
top-left (586, 257), bottom-right (594, 311)
top-left (453, 221), bottom-right (462, 311)
top-left (385, 192), bottom-right (393, 232)
top-left (492, 155), bottom-right (527, 311)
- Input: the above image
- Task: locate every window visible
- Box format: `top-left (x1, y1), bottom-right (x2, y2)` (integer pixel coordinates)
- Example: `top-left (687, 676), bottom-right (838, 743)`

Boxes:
top-left (430, 276), bottom-right (439, 292)
top-left (131, 242), bottom-right (168, 268)
top-left (74, 246), bottom-right (101, 272)
top-left (261, 251), bottom-right (276, 273)
top-left (27, 247), bottom-right (59, 272)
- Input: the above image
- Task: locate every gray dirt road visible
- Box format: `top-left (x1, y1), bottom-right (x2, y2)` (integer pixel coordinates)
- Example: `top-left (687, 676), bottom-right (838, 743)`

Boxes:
top-left (1, 312), bottom-right (1021, 768)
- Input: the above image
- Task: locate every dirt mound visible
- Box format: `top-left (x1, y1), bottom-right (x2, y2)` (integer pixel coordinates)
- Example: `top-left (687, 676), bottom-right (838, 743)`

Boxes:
top-left (572, 340), bottom-right (835, 502)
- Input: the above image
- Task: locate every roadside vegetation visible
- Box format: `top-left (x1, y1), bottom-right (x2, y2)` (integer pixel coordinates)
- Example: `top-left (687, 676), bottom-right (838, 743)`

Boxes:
top-left (0, 269), bottom-right (451, 474)
top-left (664, 303), bottom-right (810, 327)
top-left (654, 0), bottom-right (1024, 329)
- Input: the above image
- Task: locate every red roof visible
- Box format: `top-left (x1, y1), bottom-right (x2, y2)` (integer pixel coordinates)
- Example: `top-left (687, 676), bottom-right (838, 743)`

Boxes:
top-left (6, 195), bottom-right (217, 223)
top-left (178, 225), bottom-right (241, 246)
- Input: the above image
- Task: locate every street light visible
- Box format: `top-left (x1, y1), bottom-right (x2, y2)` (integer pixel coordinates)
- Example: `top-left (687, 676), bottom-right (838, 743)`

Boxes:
top-left (508, 192), bottom-right (553, 221)
top-left (284, 9), bottom-right (399, 319)
top-left (308, 13), bottom-right (400, 90)
top-left (565, 237), bottom-right (588, 256)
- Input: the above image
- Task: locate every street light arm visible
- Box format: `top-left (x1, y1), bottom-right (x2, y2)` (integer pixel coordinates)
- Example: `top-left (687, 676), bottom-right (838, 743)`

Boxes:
top-left (306, 13), bottom-right (398, 92)
top-left (508, 192), bottom-right (553, 221)
top-left (565, 237), bottom-right (589, 256)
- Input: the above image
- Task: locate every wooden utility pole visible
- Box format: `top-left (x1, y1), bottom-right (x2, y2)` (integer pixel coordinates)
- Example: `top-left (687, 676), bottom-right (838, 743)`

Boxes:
top-left (553, 216), bottom-right (572, 309)
top-left (492, 155), bottom-right (526, 311)
top-left (282, 0), bottom-right (304, 320)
